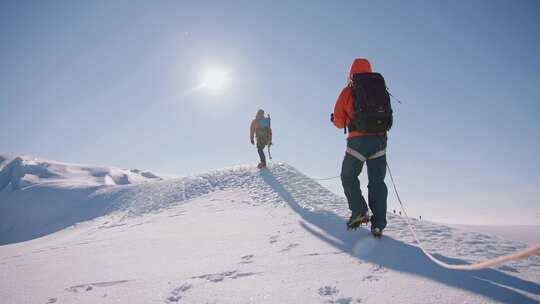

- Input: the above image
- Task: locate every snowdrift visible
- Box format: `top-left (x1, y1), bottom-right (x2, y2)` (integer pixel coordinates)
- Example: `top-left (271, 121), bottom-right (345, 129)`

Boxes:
top-left (1, 155), bottom-right (539, 303)
top-left (0, 155), bottom-right (163, 244)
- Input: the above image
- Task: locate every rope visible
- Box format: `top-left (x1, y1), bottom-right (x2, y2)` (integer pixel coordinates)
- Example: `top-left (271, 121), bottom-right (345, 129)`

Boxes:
top-left (386, 161), bottom-right (540, 270)
top-left (387, 90), bottom-right (403, 104)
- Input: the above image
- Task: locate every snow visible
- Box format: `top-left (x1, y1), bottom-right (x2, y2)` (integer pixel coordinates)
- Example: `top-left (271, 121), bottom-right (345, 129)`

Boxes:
top-left (1, 155), bottom-right (539, 303)
top-left (450, 225), bottom-right (540, 246)
top-left (0, 155), bottom-right (163, 190)
top-left (0, 155), bottom-right (164, 245)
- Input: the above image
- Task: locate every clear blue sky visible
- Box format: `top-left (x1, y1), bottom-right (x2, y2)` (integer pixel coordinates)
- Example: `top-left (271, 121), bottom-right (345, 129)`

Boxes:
top-left (1, 0), bottom-right (539, 224)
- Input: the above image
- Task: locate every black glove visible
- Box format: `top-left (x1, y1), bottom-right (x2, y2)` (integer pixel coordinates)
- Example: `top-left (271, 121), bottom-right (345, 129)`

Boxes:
top-left (250, 138), bottom-right (254, 145)
top-left (330, 113), bottom-right (334, 122)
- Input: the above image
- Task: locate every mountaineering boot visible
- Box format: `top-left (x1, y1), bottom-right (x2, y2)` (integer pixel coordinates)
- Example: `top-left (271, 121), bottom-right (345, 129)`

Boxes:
top-left (346, 212), bottom-right (369, 230)
top-left (257, 161), bottom-right (267, 169)
top-left (371, 227), bottom-right (383, 238)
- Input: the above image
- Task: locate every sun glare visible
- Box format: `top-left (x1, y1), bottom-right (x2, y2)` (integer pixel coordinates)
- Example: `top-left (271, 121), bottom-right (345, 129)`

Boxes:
top-left (200, 69), bottom-right (229, 93)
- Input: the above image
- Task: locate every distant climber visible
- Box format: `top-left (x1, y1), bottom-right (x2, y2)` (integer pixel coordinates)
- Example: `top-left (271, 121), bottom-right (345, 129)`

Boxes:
top-left (331, 58), bottom-right (393, 237)
top-left (250, 109), bottom-right (272, 169)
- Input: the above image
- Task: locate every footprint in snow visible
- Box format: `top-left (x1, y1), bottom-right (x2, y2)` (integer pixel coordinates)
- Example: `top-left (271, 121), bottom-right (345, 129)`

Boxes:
top-left (164, 270), bottom-right (258, 301)
top-left (168, 211), bottom-right (186, 218)
top-left (362, 274), bottom-right (380, 282)
top-left (129, 221), bottom-right (152, 227)
top-left (318, 286), bottom-right (362, 304)
top-left (47, 246), bottom-right (65, 251)
top-left (66, 280), bottom-right (131, 293)
top-left (369, 264), bottom-right (386, 274)
top-left (330, 298), bottom-right (359, 304)
top-left (269, 235), bottom-right (279, 244)
top-left (280, 243), bottom-right (299, 252)
top-left (98, 223), bottom-right (127, 229)
top-left (191, 270), bottom-right (258, 283)
top-left (166, 283), bottom-right (192, 303)
top-left (45, 298), bottom-right (57, 304)
top-left (240, 254), bottom-right (255, 264)
top-left (305, 251), bottom-right (344, 257)
top-left (4, 254), bottom-right (23, 260)
top-left (318, 286), bottom-right (338, 296)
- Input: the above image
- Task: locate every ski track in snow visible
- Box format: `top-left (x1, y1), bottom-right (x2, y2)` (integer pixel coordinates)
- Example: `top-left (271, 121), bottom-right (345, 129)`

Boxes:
top-left (0, 157), bottom-right (539, 303)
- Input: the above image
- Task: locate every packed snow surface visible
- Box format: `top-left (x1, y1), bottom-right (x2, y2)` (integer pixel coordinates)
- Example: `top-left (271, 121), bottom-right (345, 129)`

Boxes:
top-left (1, 155), bottom-right (539, 304)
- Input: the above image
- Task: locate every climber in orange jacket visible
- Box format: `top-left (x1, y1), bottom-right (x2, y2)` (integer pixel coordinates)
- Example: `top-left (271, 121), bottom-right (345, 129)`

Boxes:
top-left (250, 109), bottom-right (272, 169)
top-left (332, 59), bottom-right (386, 137)
top-left (332, 58), bottom-right (392, 237)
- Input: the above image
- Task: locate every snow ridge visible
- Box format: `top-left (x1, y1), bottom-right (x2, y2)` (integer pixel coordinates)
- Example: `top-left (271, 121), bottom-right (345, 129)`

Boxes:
top-left (1, 156), bottom-right (539, 303)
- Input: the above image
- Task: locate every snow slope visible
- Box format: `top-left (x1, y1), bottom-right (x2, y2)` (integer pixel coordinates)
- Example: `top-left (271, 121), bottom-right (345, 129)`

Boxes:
top-left (450, 225), bottom-right (540, 246)
top-left (0, 155), bottom-right (164, 245)
top-left (0, 156), bottom-right (539, 304)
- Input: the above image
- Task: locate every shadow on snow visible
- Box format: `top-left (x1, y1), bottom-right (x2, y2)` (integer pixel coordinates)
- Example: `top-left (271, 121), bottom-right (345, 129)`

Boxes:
top-left (261, 169), bottom-right (540, 304)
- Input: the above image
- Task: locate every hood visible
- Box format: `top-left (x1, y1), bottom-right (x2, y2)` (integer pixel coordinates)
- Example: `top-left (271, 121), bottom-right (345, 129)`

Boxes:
top-left (348, 58), bottom-right (372, 80)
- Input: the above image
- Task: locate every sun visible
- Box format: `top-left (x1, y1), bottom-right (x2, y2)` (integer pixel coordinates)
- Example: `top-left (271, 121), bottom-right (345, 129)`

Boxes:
top-left (200, 68), bottom-right (230, 92)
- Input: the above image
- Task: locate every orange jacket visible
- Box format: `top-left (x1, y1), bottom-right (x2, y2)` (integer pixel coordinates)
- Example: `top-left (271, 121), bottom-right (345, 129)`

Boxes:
top-left (333, 58), bottom-right (385, 138)
top-left (250, 114), bottom-right (273, 143)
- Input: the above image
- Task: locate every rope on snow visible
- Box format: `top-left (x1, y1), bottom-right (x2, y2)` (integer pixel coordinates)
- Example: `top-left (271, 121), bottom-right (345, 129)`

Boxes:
top-left (386, 161), bottom-right (540, 270)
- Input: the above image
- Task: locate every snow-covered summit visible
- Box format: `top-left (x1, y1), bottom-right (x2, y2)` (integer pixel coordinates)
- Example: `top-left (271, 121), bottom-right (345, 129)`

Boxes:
top-left (0, 155), bottom-right (335, 245)
top-left (1, 155), bottom-right (539, 303)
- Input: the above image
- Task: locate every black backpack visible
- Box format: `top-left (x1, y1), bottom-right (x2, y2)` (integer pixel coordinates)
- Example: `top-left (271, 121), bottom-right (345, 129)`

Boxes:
top-left (348, 72), bottom-right (393, 133)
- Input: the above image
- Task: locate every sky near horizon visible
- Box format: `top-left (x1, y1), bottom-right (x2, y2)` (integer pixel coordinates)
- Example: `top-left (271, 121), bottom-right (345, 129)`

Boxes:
top-left (1, 0), bottom-right (539, 225)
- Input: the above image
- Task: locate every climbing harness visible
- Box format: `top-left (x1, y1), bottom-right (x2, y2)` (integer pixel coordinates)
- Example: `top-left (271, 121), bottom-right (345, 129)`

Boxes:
top-left (313, 148), bottom-right (385, 181)
top-left (346, 147), bottom-right (386, 162)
